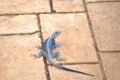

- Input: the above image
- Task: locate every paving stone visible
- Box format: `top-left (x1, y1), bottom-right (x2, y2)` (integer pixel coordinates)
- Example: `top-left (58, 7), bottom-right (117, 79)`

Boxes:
top-left (100, 53), bottom-right (120, 80)
top-left (0, 34), bottom-right (46, 80)
top-left (0, 0), bottom-right (50, 14)
top-left (53, 0), bottom-right (85, 12)
top-left (87, 2), bottom-right (120, 51)
top-left (0, 15), bottom-right (38, 34)
top-left (40, 13), bottom-right (98, 63)
top-left (86, 0), bottom-right (118, 2)
top-left (49, 64), bottom-right (102, 80)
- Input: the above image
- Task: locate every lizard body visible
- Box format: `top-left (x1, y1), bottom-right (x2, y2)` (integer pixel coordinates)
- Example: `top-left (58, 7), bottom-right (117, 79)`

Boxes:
top-left (34, 30), bottom-right (94, 76)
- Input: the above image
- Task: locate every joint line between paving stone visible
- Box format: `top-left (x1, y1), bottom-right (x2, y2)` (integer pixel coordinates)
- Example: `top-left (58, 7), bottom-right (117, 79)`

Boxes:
top-left (36, 14), bottom-right (51, 80)
top-left (0, 11), bottom-right (87, 16)
top-left (83, 0), bottom-right (107, 80)
top-left (0, 12), bottom-right (55, 16)
top-left (86, 0), bottom-right (120, 4)
top-left (0, 31), bottom-right (39, 36)
top-left (49, 0), bottom-right (56, 13)
top-left (49, 62), bottom-right (99, 66)
top-left (100, 50), bottom-right (120, 53)
top-left (83, 0), bottom-right (99, 51)
top-left (51, 11), bottom-right (86, 14)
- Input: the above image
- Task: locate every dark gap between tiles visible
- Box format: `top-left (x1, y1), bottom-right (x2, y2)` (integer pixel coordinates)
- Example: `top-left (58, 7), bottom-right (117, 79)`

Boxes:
top-left (83, 0), bottom-right (107, 80)
top-left (0, 31), bottom-right (39, 36)
top-left (86, 0), bottom-right (120, 4)
top-left (99, 50), bottom-right (120, 53)
top-left (48, 62), bottom-right (99, 66)
top-left (36, 14), bottom-right (51, 80)
top-left (0, 11), bottom-right (86, 16)
top-left (49, 0), bottom-right (56, 13)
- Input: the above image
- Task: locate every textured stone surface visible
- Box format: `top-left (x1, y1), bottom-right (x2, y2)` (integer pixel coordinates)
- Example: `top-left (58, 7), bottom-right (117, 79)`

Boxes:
top-left (49, 64), bottom-right (102, 80)
top-left (0, 34), bottom-right (46, 80)
top-left (86, 0), bottom-right (118, 2)
top-left (53, 0), bottom-right (85, 12)
top-left (87, 2), bottom-right (120, 51)
top-left (0, 15), bottom-right (38, 34)
top-left (40, 13), bottom-right (98, 63)
top-left (100, 53), bottom-right (120, 80)
top-left (0, 0), bottom-right (50, 14)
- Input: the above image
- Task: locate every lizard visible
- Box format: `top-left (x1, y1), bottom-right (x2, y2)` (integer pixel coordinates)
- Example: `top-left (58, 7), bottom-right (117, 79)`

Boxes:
top-left (33, 30), bottom-right (94, 76)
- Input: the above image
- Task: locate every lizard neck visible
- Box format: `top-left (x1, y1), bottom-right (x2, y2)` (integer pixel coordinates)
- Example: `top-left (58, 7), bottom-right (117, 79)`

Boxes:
top-left (51, 34), bottom-right (56, 39)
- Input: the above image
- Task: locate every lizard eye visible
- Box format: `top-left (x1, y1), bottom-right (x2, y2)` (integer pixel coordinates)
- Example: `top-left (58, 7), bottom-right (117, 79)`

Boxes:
top-left (55, 32), bottom-right (58, 34)
top-left (53, 30), bottom-right (61, 36)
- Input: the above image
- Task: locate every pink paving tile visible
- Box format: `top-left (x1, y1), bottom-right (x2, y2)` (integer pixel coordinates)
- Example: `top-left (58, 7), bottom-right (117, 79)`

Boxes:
top-left (40, 13), bottom-right (98, 63)
top-left (0, 15), bottom-right (38, 34)
top-left (0, 34), bottom-right (46, 80)
top-left (0, 0), bottom-right (50, 14)
top-left (53, 0), bottom-right (85, 12)
top-left (100, 53), bottom-right (120, 80)
top-left (87, 2), bottom-right (120, 51)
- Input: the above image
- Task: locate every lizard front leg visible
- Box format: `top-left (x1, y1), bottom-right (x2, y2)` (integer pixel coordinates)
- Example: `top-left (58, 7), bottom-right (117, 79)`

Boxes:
top-left (34, 50), bottom-right (46, 58)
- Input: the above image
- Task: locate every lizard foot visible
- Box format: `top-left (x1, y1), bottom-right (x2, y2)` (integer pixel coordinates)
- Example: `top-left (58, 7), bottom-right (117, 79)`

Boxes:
top-left (35, 45), bottom-right (42, 49)
top-left (56, 58), bottom-right (65, 61)
top-left (29, 53), bottom-right (37, 60)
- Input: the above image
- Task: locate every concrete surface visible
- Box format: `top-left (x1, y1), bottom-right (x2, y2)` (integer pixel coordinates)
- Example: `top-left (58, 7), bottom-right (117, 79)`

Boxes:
top-left (87, 2), bottom-right (120, 51)
top-left (100, 53), bottom-right (120, 80)
top-left (0, 34), bottom-right (46, 80)
top-left (0, 0), bottom-right (120, 80)
top-left (53, 0), bottom-right (85, 12)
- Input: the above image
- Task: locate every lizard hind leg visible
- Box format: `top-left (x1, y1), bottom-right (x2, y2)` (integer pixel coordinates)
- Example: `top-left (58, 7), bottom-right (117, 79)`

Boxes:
top-left (52, 52), bottom-right (64, 61)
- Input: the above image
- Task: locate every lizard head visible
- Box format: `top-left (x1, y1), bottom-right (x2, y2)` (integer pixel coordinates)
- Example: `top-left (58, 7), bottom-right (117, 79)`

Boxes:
top-left (51, 30), bottom-right (61, 39)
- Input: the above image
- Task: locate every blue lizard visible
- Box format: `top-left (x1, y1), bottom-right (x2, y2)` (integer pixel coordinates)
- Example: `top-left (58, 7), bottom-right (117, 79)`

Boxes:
top-left (34, 30), bottom-right (94, 76)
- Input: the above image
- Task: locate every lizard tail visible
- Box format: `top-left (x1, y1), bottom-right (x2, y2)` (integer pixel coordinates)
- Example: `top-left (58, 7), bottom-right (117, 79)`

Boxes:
top-left (58, 66), bottom-right (94, 76)
top-left (48, 58), bottom-right (94, 76)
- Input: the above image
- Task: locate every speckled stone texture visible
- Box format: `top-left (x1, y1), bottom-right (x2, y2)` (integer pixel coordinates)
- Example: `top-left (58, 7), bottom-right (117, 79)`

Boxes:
top-left (0, 15), bottom-right (38, 34)
top-left (87, 2), bottom-right (120, 51)
top-left (0, 0), bottom-right (50, 14)
top-left (0, 34), bottom-right (46, 80)
top-left (53, 0), bottom-right (85, 12)
top-left (100, 53), bottom-right (120, 80)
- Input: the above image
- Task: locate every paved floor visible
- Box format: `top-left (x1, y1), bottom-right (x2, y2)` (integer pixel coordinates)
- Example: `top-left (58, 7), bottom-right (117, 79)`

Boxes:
top-left (0, 0), bottom-right (120, 80)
